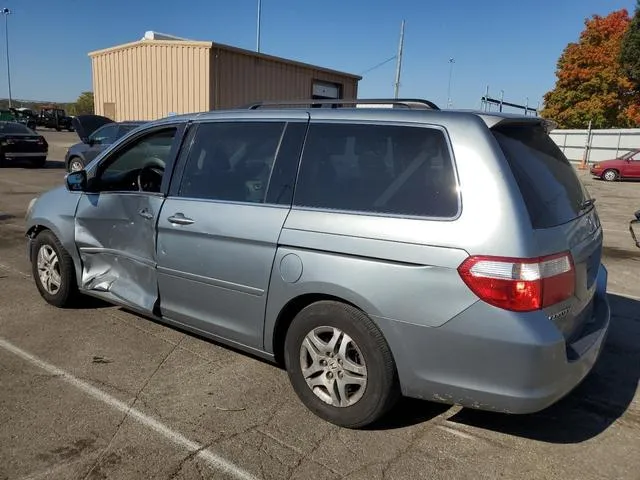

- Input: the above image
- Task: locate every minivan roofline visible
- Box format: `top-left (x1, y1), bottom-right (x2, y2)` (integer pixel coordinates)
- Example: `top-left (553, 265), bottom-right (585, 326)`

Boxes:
top-left (147, 106), bottom-right (557, 132)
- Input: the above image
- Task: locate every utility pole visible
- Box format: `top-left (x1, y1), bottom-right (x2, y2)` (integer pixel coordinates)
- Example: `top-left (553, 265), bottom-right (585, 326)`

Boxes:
top-left (2, 8), bottom-right (11, 108)
top-left (256, 0), bottom-right (262, 53)
top-left (447, 58), bottom-right (455, 108)
top-left (393, 20), bottom-right (405, 99)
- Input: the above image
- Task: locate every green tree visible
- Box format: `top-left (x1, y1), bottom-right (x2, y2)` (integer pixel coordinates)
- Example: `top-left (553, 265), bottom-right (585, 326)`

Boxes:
top-left (74, 91), bottom-right (94, 115)
top-left (541, 9), bottom-right (639, 128)
top-left (620, 0), bottom-right (640, 88)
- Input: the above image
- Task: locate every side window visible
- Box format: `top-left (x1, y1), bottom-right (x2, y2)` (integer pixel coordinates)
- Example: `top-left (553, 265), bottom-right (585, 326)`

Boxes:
top-left (117, 124), bottom-right (139, 140)
top-left (95, 127), bottom-right (177, 192)
top-left (294, 123), bottom-right (459, 218)
top-left (632, 151), bottom-right (640, 161)
top-left (90, 124), bottom-right (118, 145)
top-left (179, 121), bottom-right (286, 203)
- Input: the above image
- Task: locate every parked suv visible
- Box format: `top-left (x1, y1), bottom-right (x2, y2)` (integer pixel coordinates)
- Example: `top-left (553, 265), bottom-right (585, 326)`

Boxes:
top-left (25, 99), bottom-right (610, 428)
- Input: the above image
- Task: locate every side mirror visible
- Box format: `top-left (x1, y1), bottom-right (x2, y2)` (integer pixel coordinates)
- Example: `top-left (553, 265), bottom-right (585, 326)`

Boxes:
top-left (65, 170), bottom-right (87, 192)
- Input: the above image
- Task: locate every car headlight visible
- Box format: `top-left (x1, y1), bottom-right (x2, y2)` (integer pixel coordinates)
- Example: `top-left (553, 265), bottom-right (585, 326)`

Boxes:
top-left (592, 164), bottom-right (600, 169)
top-left (26, 197), bottom-right (38, 219)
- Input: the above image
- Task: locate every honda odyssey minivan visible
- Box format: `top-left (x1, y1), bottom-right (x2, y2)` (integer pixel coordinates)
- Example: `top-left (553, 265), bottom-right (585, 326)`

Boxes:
top-left (25, 99), bottom-right (610, 428)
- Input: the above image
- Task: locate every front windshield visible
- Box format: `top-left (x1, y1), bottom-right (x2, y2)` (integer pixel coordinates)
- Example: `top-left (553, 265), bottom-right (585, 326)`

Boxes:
top-left (621, 150), bottom-right (638, 160)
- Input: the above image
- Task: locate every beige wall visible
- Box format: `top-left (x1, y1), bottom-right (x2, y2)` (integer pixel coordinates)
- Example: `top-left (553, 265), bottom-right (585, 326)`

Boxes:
top-left (90, 40), bottom-right (211, 121)
top-left (211, 47), bottom-right (359, 110)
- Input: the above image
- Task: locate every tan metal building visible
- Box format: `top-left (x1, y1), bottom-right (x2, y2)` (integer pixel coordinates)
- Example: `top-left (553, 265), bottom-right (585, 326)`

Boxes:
top-left (88, 32), bottom-right (361, 121)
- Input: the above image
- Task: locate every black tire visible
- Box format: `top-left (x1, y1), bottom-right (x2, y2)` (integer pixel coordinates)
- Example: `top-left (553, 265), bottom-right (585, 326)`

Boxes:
top-left (602, 169), bottom-right (619, 182)
top-left (55, 126), bottom-right (61, 132)
top-left (31, 230), bottom-right (80, 308)
top-left (284, 300), bottom-right (399, 428)
top-left (67, 156), bottom-right (84, 172)
top-left (29, 156), bottom-right (47, 168)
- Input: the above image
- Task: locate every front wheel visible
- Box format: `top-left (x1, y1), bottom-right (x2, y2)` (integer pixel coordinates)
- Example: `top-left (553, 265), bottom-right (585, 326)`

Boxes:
top-left (68, 157), bottom-right (85, 172)
top-left (31, 230), bottom-right (80, 308)
top-left (603, 169), bottom-right (618, 182)
top-left (284, 300), bottom-right (399, 428)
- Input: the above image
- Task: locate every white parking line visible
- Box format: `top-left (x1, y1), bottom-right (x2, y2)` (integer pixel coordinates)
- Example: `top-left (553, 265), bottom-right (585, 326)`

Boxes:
top-left (438, 424), bottom-right (476, 440)
top-left (607, 290), bottom-right (640, 302)
top-left (0, 337), bottom-right (259, 480)
top-left (0, 262), bottom-right (31, 279)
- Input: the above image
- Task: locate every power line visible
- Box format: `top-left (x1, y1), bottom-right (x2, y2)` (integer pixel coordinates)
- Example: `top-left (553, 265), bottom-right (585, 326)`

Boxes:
top-left (359, 55), bottom-right (397, 76)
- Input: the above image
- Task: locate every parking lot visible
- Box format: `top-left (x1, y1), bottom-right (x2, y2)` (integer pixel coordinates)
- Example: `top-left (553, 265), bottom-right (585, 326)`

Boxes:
top-left (0, 129), bottom-right (639, 480)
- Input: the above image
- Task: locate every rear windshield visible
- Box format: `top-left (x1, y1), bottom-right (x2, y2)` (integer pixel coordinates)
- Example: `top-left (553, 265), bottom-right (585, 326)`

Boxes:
top-left (492, 123), bottom-right (590, 229)
top-left (0, 122), bottom-right (34, 134)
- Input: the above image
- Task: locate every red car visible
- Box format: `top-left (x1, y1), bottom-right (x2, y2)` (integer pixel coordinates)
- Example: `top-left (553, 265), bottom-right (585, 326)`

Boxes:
top-left (590, 149), bottom-right (640, 181)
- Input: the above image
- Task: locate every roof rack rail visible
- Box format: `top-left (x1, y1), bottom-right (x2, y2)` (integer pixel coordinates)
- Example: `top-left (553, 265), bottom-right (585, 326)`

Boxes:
top-left (244, 98), bottom-right (440, 110)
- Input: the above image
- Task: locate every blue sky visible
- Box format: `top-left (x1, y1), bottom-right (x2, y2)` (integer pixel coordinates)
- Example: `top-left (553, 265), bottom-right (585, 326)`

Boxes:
top-left (1, 0), bottom-right (637, 109)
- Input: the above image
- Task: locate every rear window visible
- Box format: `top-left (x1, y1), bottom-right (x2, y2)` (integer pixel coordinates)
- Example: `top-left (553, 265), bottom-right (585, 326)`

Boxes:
top-left (0, 122), bottom-right (33, 134)
top-left (294, 123), bottom-right (459, 218)
top-left (492, 123), bottom-right (590, 229)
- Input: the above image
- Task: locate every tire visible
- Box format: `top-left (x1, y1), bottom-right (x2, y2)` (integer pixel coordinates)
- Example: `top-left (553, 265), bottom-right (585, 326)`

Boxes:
top-left (67, 156), bottom-right (85, 172)
top-left (29, 156), bottom-right (47, 168)
top-left (603, 169), bottom-right (618, 182)
top-left (284, 300), bottom-right (399, 428)
top-left (31, 230), bottom-right (80, 308)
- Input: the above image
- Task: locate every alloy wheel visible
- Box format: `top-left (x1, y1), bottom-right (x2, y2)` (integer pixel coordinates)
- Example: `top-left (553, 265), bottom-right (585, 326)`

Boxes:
top-left (37, 245), bottom-right (61, 295)
top-left (299, 326), bottom-right (368, 407)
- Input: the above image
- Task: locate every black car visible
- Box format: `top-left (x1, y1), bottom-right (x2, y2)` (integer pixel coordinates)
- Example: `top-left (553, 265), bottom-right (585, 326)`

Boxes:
top-left (0, 121), bottom-right (48, 168)
top-left (36, 108), bottom-right (74, 131)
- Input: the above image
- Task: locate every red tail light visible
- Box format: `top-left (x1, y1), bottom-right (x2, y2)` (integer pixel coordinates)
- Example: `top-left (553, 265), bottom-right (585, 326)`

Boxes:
top-left (458, 252), bottom-right (575, 312)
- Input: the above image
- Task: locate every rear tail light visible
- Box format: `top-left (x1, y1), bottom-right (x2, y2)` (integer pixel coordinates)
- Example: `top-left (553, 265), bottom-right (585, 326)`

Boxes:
top-left (458, 252), bottom-right (575, 312)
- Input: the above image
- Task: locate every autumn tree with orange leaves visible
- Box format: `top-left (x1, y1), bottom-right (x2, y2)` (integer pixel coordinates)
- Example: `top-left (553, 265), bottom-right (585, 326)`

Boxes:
top-left (541, 9), bottom-right (640, 128)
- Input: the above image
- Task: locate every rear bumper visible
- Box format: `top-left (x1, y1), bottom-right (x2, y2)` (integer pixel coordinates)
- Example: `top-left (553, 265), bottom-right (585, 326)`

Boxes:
top-left (4, 152), bottom-right (47, 158)
top-left (374, 264), bottom-right (610, 414)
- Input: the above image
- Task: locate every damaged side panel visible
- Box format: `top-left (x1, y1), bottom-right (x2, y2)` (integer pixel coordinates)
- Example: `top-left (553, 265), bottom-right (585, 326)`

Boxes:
top-left (75, 192), bottom-right (164, 313)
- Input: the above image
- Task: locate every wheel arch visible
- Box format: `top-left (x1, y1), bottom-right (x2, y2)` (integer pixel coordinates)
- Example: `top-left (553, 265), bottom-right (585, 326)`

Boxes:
top-left (27, 221), bottom-right (82, 288)
top-left (271, 292), bottom-right (384, 367)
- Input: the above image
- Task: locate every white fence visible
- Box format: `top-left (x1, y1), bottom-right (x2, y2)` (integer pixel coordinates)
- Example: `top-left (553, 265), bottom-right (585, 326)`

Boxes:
top-left (549, 128), bottom-right (640, 163)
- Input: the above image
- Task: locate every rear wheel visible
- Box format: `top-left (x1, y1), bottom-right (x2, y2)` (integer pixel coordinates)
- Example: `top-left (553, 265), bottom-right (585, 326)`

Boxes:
top-left (284, 300), bottom-right (399, 428)
top-left (31, 230), bottom-right (80, 308)
top-left (603, 169), bottom-right (618, 182)
top-left (29, 156), bottom-right (47, 168)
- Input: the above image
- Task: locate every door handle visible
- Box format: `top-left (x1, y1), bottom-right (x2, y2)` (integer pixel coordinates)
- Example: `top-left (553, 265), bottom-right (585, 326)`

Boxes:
top-left (138, 208), bottom-right (153, 220)
top-left (167, 213), bottom-right (195, 226)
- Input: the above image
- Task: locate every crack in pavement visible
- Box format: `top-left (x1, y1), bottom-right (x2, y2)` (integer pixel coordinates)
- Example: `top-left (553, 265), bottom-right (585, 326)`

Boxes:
top-left (81, 338), bottom-right (184, 480)
top-left (285, 427), bottom-right (336, 480)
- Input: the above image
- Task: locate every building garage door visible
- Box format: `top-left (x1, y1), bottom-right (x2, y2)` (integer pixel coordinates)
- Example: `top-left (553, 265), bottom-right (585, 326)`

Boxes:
top-left (312, 81), bottom-right (342, 100)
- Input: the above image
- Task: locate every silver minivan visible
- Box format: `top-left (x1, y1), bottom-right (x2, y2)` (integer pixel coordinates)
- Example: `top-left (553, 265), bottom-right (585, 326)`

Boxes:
top-left (25, 99), bottom-right (610, 428)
